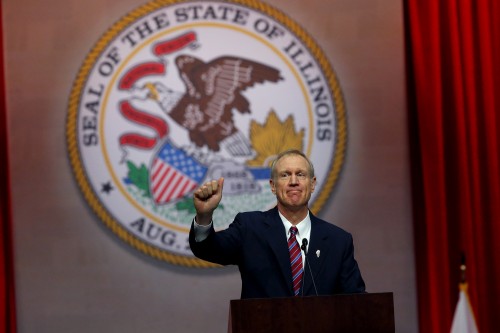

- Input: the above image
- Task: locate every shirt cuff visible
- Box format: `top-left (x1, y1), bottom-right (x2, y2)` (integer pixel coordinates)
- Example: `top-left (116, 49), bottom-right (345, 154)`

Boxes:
top-left (193, 218), bottom-right (212, 242)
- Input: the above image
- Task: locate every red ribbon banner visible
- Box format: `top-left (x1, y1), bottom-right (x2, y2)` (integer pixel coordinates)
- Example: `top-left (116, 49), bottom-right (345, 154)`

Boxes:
top-left (119, 101), bottom-right (168, 149)
top-left (153, 31), bottom-right (197, 56)
top-left (118, 62), bottom-right (166, 90)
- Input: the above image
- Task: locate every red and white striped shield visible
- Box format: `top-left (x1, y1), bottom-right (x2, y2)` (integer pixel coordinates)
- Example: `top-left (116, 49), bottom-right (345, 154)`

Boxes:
top-left (150, 141), bottom-right (207, 204)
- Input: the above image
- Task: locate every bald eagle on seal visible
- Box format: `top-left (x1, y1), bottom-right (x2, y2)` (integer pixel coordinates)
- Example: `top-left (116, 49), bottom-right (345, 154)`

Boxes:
top-left (145, 55), bottom-right (283, 157)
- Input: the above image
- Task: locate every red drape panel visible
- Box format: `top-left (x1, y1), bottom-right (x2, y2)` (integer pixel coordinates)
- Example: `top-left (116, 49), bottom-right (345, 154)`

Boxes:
top-left (405, 0), bottom-right (500, 332)
top-left (0, 2), bottom-right (17, 333)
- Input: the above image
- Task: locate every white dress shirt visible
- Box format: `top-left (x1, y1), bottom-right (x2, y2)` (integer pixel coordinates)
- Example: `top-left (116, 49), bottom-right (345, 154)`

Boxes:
top-left (278, 210), bottom-right (311, 267)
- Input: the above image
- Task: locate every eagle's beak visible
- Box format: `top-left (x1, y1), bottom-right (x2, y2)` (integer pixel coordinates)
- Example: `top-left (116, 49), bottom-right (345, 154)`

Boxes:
top-left (144, 82), bottom-right (159, 101)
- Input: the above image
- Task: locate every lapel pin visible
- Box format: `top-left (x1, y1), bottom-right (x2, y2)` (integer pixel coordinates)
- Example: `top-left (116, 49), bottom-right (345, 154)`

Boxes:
top-left (316, 250), bottom-right (320, 258)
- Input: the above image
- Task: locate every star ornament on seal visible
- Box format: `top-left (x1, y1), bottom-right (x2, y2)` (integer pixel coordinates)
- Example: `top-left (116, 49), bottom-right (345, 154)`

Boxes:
top-left (66, 0), bottom-right (347, 267)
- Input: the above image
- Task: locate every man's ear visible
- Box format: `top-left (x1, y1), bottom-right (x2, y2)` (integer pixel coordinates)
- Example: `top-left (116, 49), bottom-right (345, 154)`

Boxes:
top-left (311, 176), bottom-right (317, 192)
top-left (269, 179), bottom-right (276, 194)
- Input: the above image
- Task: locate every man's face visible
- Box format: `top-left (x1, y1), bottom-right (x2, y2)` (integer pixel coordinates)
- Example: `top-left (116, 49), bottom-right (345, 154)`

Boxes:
top-left (269, 154), bottom-right (317, 210)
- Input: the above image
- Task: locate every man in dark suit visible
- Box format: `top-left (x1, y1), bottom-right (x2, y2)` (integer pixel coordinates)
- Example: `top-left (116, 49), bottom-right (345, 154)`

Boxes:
top-left (189, 149), bottom-right (365, 298)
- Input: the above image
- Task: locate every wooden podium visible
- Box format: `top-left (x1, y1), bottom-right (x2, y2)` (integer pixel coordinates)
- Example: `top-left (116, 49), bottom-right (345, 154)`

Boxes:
top-left (228, 292), bottom-right (394, 333)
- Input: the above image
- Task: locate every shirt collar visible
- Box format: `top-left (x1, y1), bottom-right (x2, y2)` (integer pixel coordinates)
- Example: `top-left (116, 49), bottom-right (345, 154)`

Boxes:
top-left (278, 210), bottom-right (311, 238)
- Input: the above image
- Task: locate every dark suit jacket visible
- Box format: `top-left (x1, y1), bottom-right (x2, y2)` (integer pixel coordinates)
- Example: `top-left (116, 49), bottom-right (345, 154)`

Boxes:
top-left (189, 207), bottom-right (365, 299)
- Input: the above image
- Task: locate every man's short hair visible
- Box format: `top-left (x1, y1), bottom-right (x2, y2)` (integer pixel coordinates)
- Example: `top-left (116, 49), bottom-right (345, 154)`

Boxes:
top-left (270, 149), bottom-right (315, 181)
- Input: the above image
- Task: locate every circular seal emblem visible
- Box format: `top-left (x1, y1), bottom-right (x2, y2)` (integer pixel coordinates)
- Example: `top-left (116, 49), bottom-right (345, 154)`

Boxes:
top-left (67, 0), bottom-right (347, 267)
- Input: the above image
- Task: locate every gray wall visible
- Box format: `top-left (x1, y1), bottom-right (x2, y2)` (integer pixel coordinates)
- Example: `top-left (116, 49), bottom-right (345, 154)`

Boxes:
top-left (5, 0), bottom-right (417, 332)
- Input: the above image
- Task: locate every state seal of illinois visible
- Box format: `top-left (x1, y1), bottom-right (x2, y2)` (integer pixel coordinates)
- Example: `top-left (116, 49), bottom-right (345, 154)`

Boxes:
top-left (66, 0), bottom-right (347, 267)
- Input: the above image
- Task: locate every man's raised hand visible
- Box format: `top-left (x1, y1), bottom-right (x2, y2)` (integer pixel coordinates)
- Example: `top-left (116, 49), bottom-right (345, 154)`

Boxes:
top-left (193, 177), bottom-right (224, 225)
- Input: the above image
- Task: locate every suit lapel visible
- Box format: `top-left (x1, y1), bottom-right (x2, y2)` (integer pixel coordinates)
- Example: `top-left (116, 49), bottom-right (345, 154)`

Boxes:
top-left (262, 207), bottom-right (294, 294)
top-left (303, 214), bottom-right (329, 295)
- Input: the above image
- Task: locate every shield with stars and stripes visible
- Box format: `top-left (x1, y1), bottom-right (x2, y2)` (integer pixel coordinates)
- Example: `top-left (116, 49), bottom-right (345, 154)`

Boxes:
top-left (150, 141), bottom-right (207, 204)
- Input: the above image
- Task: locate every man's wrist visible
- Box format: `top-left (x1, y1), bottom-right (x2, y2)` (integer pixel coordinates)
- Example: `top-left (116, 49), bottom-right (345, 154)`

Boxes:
top-left (193, 218), bottom-right (212, 242)
top-left (195, 213), bottom-right (213, 226)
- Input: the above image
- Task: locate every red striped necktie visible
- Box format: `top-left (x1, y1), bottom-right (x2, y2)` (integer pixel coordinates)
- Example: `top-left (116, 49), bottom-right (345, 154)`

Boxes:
top-left (288, 226), bottom-right (304, 296)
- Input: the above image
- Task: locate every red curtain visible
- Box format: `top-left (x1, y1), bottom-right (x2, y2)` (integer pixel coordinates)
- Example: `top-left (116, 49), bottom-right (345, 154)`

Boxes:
top-left (405, 0), bottom-right (500, 332)
top-left (0, 2), bottom-right (17, 333)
